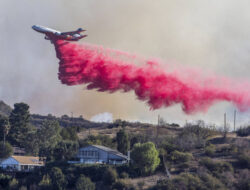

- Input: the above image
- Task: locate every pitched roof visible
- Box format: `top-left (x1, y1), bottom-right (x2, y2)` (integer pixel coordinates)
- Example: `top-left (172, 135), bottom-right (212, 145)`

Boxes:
top-left (12, 156), bottom-right (44, 165)
top-left (89, 145), bottom-right (128, 159)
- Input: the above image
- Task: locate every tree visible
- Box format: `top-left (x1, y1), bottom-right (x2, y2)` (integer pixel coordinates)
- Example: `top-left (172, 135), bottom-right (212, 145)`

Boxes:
top-left (49, 167), bottom-right (67, 190)
top-left (60, 127), bottom-right (78, 141)
top-left (0, 141), bottom-right (13, 159)
top-left (131, 142), bottom-right (160, 175)
top-left (130, 134), bottom-right (148, 149)
top-left (8, 103), bottom-right (30, 147)
top-left (23, 127), bottom-right (39, 155)
top-left (37, 120), bottom-right (61, 148)
top-left (116, 129), bottom-right (130, 155)
top-left (53, 140), bottom-right (79, 161)
top-left (102, 167), bottom-right (118, 185)
top-left (38, 120), bottom-right (62, 159)
top-left (9, 178), bottom-right (18, 190)
top-left (0, 115), bottom-right (10, 146)
top-left (0, 174), bottom-right (12, 189)
top-left (38, 174), bottom-right (52, 190)
top-left (75, 175), bottom-right (95, 190)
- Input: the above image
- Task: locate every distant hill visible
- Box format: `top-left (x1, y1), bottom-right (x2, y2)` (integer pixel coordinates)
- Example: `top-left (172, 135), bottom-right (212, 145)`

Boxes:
top-left (0, 100), bottom-right (171, 130)
top-left (30, 114), bottom-right (99, 129)
top-left (0, 100), bottom-right (12, 116)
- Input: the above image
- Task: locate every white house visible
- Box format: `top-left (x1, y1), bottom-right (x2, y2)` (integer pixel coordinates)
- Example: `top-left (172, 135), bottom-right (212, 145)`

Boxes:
top-left (0, 156), bottom-right (44, 172)
top-left (70, 145), bottom-right (128, 165)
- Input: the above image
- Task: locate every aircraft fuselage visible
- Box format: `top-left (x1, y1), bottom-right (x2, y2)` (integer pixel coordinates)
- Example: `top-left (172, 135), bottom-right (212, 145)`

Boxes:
top-left (32, 25), bottom-right (87, 41)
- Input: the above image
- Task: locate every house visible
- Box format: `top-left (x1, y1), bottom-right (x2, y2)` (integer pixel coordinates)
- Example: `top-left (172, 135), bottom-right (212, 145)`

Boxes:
top-left (0, 156), bottom-right (44, 172)
top-left (71, 145), bottom-right (128, 165)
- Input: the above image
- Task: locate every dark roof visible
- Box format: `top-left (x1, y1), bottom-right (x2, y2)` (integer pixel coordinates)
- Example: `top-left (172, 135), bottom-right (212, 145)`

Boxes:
top-left (84, 145), bottom-right (128, 160)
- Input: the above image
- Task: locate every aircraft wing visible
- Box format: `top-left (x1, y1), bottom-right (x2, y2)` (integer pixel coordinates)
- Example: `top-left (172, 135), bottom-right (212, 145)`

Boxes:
top-left (61, 31), bottom-right (79, 35)
top-left (61, 29), bottom-right (85, 35)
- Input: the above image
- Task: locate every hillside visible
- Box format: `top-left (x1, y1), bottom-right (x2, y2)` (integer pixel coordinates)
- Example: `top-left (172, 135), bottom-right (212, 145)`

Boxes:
top-left (1, 100), bottom-right (250, 190)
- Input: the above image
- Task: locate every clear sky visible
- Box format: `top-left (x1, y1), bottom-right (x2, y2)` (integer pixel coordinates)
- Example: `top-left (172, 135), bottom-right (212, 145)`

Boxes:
top-left (1, 0), bottom-right (250, 127)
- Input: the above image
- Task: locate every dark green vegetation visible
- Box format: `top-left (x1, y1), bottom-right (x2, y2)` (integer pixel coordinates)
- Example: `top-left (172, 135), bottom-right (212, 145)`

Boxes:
top-left (131, 142), bottom-right (160, 175)
top-left (0, 100), bottom-right (249, 190)
top-left (236, 125), bottom-right (250, 137)
top-left (116, 129), bottom-right (130, 155)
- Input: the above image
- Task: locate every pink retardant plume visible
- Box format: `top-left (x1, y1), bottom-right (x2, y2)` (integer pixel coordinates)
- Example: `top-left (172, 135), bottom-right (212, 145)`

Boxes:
top-left (53, 40), bottom-right (250, 114)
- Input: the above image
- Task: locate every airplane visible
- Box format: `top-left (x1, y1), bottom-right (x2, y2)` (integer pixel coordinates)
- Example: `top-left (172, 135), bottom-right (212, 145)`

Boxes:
top-left (32, 25), bottom-right (87, 41)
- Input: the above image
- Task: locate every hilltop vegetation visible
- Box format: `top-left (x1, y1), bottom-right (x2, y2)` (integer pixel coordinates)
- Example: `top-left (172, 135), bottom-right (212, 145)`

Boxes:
top-left (0, 101), bottom-right (250, 190)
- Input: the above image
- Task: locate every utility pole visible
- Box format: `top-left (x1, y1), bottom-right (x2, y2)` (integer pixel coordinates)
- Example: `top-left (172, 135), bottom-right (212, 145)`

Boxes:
top-left (224, 113), bottom-right (227, 139)
top-left (224, 113), bottom-right (226, 132)
top-left (234, 110), bottom-right (236, 132)
top-left (224, 113), bottom-right (227, 131)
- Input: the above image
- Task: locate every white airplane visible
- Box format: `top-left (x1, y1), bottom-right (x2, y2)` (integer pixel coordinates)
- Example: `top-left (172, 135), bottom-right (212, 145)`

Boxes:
top-left (32, 25), bottom-right (87, 41)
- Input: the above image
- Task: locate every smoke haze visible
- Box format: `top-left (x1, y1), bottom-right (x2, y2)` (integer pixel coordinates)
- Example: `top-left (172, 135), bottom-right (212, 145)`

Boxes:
top-left (91, 112), bottom-right (113, 123)
top-left (1, 0), bottom-right (250, 126)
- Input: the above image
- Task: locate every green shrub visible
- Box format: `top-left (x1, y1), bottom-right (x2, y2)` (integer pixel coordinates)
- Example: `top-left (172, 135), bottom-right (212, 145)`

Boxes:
top-left (151, 173), bottom-right (227, 190)
top-left (173, 173), bottom-right (203, 190)
top-left (204, 144), bottom-right (216, 156)
top-left (19, 186), bottom-right (28, 190)
top-left (235, 169), bottom-right (250, 190)
top-left (75, 175), bottom-right (95, 190)
top-left (131, 142), bottom-right (160, 176)
top-left (236, 126), bottom-right (250, 137)
top-left (62, 164), bottom-right (108, 182)
top-left (0, 174), bottom-right (11, 189)
top-left (120, 172), bottom-right (129, 179)
top-left (170, 150), bottom-right (193, 163)
top-left (9, 178), bottom-right (18, 190)
top-left (79, 135), bottom-right (116, 149)
top-left (200, 158), bottom-right (234, 175)
top-left (116, 164), bottom-right (139, 178)
top-left (38, 174), bottom-right (51, 190)
top-left (178, 162), bottom-right (190, 170)
top-left (102, 167), bottom-right (118, 185)
top-left (112, 180), bottom-right (134, 190)
top-left (151, 179), bottom-right (175, 190)
top-left (219, 145), bottom-right (238, 156)
top-left (160, 141), bottom-right (179, 153)
top-left (0, 141), bottom-right (13, 159)
top-left (199, 173), bottom-right (226, 190)
top-left (237, 154), bottom-right (250, 169)
top-left (49, 167), bottom-right (67, 190)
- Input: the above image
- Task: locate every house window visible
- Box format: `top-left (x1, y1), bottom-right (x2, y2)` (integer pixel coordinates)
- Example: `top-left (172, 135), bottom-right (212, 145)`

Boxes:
top-left (79, 150), bottom-right (98, 158)
top-left (94, 151), bottom-right (98, 157)
top-left (88, 151), bottom-right (93, 157)
top-left (80, 150), bottom-right (88, 157)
